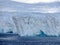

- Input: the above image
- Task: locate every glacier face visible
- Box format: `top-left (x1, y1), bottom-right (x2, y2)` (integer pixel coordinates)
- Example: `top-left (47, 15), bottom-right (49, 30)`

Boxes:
top-left (12, 14), bottom-right (60, 36)
top-left (0, 13), bottom-right (60, 36)
top-left (0, 16), bottom-right (17, 33)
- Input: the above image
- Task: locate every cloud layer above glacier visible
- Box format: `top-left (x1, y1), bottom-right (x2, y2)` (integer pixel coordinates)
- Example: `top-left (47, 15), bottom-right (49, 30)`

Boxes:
top-left (11, 0), bottom-right (60, 3)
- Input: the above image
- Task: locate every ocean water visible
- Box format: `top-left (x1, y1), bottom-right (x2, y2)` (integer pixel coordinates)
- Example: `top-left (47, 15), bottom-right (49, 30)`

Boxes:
top-left (0, 34), bottom-right (60, 45)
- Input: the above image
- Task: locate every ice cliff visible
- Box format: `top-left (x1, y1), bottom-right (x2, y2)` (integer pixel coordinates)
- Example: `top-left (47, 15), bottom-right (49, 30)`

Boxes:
top-left (12, 14), bottom-right (60, 36)
top-left (0, 14), bottom-right (60, 36)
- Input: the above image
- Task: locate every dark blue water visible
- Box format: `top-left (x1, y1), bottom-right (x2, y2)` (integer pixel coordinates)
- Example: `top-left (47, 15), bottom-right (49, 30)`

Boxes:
top-left (0, 34), bottom-right (60, 45)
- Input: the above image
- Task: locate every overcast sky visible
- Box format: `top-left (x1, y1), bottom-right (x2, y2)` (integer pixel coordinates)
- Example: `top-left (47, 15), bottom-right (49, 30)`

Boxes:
top-left (11, 0), bottom-right (60, 3)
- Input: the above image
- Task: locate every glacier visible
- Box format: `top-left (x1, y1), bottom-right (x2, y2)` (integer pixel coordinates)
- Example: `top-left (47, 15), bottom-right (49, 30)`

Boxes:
top-left (0, 0), bottom-right (60, 36)
top-left (12, 14), bottom-right (60, 36)
top-left (0, 13), bottom-right (60, 36)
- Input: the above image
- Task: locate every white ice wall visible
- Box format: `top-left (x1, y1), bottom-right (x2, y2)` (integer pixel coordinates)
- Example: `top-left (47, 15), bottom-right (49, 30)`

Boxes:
top-left (0, 15), bottom-right (60, 36)
top-left (12, 15), bottom-right (60, 36)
